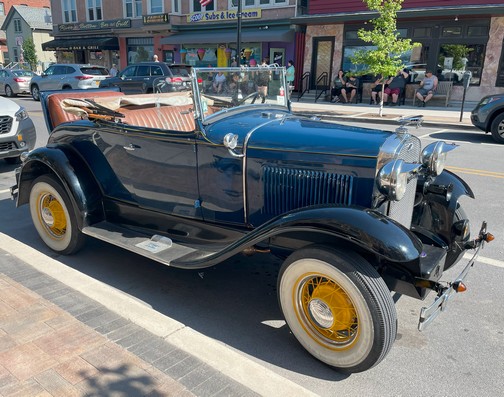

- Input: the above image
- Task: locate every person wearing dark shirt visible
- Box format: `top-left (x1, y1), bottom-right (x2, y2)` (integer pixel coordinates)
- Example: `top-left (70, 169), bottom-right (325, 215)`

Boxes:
top-left (341, 74), bottom-right (360, 103)
top-left (383, 69), bottom-right (409, 106)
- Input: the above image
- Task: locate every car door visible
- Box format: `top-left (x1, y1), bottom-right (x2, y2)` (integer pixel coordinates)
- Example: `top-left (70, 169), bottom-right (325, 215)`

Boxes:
top-left (134, 65), bottom-right (151, 93)
top-left (119, 121), bottom-right (202, 220)
top-left (39, 65), bottom-right (66, 91)
top-left (115, 65), bottom-right (138, 94)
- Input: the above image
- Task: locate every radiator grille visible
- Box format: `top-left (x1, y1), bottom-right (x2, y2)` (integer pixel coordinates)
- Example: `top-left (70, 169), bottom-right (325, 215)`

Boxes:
top-left (0, 116), bottom-right (13, 135)
top-left (388, 137), bottom-right (421, 228)
top-left (263, 166), bottom-right (354, 215)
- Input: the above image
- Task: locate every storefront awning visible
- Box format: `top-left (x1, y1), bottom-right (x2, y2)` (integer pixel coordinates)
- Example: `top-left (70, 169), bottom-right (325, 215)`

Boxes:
top-left (160, 28), bottom-right (294, 45)
top-left (42, 37), bottom-right (119, 51)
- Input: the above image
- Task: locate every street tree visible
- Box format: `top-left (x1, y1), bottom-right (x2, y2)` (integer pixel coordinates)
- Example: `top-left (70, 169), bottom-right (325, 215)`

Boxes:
top-left (22, 38), bottom-right (38, 71)
top-left (350, 0), bottom-right (419, 116)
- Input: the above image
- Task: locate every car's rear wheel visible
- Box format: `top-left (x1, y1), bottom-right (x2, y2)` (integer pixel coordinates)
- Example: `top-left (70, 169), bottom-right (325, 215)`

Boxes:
top-left (31, 85), bottom-right (40, 101)
top-left (29, 175), bottom-right (85, 254)
top-left (5, 85), bottom-right (15, 97)
top-left (490, 113), bottom-right (504, 144)
top-left (278, 246), bottom-right (397, 373)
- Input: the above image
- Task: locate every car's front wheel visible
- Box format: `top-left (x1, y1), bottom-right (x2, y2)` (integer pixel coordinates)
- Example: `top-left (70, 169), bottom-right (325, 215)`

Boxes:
top-left (278, 246), bottom-right (397, 373)
top-left (29, 175), bottom-right (85, 254)
top-left (490, 113), bottom-right (504, 144)
top-left (31, 85), bottom-right (40, 101)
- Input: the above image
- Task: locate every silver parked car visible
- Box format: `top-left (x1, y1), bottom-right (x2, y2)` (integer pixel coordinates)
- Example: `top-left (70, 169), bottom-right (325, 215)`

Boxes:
top-left (30, 64), bottom-right (110, 101)
top-left (0, 96), bottom-right (36, 163)
top-left (0, 69), bottom-right (35, 97)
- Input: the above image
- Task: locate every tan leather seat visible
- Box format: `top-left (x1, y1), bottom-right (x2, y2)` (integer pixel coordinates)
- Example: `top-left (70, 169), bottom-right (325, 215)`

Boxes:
top-left (48, 91), bottom-right (125, 129)
top-left (120, 104), bottom-right (196, 132)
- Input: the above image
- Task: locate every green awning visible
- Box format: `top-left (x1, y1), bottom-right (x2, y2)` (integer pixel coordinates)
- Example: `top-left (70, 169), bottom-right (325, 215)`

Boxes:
top-left (42, 37), bottom-right (119, 51)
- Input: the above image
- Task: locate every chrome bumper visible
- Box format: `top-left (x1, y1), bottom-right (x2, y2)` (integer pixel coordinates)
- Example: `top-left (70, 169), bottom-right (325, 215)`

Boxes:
top-left (418, 221), bottom-right (490, 331)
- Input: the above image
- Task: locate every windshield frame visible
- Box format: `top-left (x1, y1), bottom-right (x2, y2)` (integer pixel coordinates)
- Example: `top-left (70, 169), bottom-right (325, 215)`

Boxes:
top-left (191, 66), bottom-right (290, 123)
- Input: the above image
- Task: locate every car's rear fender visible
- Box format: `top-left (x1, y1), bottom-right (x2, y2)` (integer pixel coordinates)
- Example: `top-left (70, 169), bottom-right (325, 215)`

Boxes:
top-left (16, 146), bottom-right (105, 230)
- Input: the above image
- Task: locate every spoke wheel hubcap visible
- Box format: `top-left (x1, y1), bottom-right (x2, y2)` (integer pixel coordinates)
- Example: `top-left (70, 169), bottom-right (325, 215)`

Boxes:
top-left (298, 275), bottom-right (359, 347)
top-left (38, 193), bottom-right (67, 238)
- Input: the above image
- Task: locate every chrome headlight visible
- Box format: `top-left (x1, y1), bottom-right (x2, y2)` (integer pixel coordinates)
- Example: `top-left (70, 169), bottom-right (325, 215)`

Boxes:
top-left (378, 159), bottom-right (421, 201)
top-left (15, 108), bottom-right (28, 121)
top-left (421, 141), bottom-right (457, 176)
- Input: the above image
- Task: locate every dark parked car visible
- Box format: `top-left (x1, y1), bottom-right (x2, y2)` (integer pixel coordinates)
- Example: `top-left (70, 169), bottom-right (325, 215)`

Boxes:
top-left (99, 62), bottom-right (192, 94)
top-left (471, 93), bottom-right (504, 143)
top-left (11, 67), bottom-right (492, 373)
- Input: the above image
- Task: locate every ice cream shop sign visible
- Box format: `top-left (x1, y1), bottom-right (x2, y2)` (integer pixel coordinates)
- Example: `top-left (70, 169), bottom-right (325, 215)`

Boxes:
top-left (188, 9), bottom-right (261, 23)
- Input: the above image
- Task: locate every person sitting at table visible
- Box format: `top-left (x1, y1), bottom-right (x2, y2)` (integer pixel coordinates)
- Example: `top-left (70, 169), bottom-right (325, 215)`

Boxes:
top-left (415, 70), bottom-right (438, 107)
top-left (341, 74), bottom-right (359, 103)
top-left (330, 70), bottom-right (346, 103)
top-left (213, 71), bottom-right (226, 94)
top-left (383, 68), bottom-right (409, 106)
top-left (371, 74), bottom-right (387, 105)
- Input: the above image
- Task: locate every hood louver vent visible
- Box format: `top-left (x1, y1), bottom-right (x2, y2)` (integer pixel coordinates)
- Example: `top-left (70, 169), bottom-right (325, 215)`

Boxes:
top-left (263, 166), bottom-right (354, 215)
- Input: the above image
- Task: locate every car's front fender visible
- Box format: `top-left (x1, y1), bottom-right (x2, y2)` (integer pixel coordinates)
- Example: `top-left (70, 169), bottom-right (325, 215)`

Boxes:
top-left (15, 146), bottom-right (104, 229)
top-left (174, 205), bottom-right (423, 268)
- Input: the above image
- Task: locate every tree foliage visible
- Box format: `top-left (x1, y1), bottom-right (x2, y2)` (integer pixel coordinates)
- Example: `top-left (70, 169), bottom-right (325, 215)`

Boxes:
top-left (350, 0), bottom-right (419, 78)
top-left (22, 38), bottom-right (38, 71)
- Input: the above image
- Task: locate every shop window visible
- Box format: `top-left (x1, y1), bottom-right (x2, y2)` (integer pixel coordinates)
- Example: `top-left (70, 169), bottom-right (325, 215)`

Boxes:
top-left (87, 0), bottom-right (102, 21)
top-left (345, 31), bottom-right (359, 40)
top-left (125, 0), bottom-right (142, 18)
top-left (62, 0), bottom-right (77, 23)
top-left (468, 26), bottom-right (488, 37)
top-left (442, 26), bottom-right (462, 37)
top-left (164, 50), bottom-right (174, 63)
top-left (438, 44), bottom-right (485, 85)
top-left (13, 48), bottom-right (18, 62)
top-left (127, 38), bottom-right (154, 64)
top-left (413, 27), bottom-right (431, 38)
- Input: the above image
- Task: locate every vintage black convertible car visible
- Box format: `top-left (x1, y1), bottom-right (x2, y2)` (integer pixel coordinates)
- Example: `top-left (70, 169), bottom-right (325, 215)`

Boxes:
top-left (11, 67), bottom-right (492, 373)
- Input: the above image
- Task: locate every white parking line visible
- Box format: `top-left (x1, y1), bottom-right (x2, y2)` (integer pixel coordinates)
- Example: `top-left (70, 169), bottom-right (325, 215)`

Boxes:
top-left (464, 253), bottom-right (504, 269)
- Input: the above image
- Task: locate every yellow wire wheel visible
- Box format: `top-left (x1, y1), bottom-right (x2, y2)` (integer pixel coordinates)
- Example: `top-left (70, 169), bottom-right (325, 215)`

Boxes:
top-left (278, 246), bottom-right (397, 373)
top-left (29, 175), bottom-right (85, 254)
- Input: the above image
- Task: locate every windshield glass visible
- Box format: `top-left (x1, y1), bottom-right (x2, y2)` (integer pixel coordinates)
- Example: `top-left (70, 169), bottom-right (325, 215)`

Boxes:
top-left (192, 67), bottom-right (289, 122)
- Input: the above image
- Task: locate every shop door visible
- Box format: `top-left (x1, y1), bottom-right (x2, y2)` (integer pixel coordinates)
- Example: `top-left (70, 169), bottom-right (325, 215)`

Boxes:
top-left (270, 48), bottom-right (285, 66)
top-left (75, 50), bottom-right (86, 64)
top-left (311, 38), bottom-right (334, 90)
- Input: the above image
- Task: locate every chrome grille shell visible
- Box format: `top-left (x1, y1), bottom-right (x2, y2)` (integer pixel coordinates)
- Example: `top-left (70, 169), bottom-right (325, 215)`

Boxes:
top-left (376, 134), bottom-right (421, 228)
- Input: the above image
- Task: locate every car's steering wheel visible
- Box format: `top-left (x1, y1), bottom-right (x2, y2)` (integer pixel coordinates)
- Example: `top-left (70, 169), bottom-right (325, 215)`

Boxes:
top-left (237, 92), bottom-right (259, 105)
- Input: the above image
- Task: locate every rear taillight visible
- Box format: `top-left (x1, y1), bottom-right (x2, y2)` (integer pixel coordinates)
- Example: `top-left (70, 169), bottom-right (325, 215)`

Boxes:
top-left (13, 78), bottom-right (27, 82)
top-left (197, 78), bottom-right (203, 83)
top-left (166, 77), bottom-right (183, 83)
top-left (75, 75), bottom-right (93, 80)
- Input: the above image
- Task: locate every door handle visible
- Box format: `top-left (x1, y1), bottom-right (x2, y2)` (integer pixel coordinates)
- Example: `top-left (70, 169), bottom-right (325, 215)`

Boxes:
top-left (123, 143), bottom-right (141, 151)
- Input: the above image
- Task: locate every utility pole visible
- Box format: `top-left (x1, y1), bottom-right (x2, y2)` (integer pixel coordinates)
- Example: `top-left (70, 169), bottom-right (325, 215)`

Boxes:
top-left (236, 0), bottom-right (242, 64)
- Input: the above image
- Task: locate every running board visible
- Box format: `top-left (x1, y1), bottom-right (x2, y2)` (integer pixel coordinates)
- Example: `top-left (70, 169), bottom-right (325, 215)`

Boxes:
top-left (82, 221), bottom-right (200, 266)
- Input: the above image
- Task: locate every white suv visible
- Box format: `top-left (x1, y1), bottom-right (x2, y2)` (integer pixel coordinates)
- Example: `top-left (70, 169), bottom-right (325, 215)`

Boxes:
top-left (30, 64), bottom-right (110, 101)
top-left (0, 97), bottom-right (36, 163)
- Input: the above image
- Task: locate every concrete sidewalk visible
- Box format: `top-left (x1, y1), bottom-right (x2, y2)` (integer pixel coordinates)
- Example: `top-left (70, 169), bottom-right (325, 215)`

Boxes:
top-left (291, 98), bottom-right (478, 130)
top-left (0, 249), bottom-right (257, 397)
